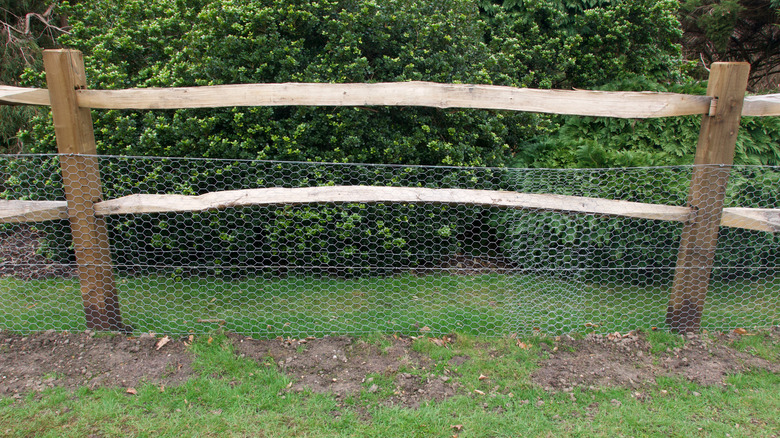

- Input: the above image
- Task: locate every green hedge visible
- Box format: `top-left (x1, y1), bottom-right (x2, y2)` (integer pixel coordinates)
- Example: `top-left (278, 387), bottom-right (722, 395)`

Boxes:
top-left (7, 0), bottom-right (777, 280)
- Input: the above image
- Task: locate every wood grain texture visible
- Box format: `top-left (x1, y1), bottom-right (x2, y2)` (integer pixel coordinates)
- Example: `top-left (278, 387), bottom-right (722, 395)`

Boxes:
top-left (44, 49), bottom-right (125, 332)
top-left (0, 200), bottom-right (68, 223)
top-left (721, 208), bottom-right (780, 233)
top-left (3, 82), bottom-right (778, 119)
top-left (742, 94), bottom-right (780, 116)
top-left (667, 62), bottom-right (751, 334)
top-left (75, 82), bottom-right (712, 118)
top-left (5, 195), bottom-right (775, 233)
top-left (0, 86), bottom-right (51, 106)
top-left (93, 185), bottom-right (692, 221)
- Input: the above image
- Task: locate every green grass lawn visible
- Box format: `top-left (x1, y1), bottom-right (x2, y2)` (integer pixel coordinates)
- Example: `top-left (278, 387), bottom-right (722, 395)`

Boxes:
top-left (0, 273), bottom-right (777, 336)
top-left (0, 332), bottom-right (778, 437)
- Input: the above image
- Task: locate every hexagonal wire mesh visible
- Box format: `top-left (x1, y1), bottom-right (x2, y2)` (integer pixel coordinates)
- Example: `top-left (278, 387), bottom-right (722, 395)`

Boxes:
top-left (1, 154), bottom-right (778, 336)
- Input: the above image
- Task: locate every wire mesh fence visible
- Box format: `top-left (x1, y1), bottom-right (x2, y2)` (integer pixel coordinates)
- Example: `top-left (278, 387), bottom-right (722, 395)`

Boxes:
top-left (1, 154), bottom-right (778, 336)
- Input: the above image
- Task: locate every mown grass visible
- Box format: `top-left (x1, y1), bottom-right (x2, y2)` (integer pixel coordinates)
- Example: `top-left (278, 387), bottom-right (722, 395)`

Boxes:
top-left (0, 332), bottom-right (778, 437)
top-left (0, 273), bottom-right (777, 336)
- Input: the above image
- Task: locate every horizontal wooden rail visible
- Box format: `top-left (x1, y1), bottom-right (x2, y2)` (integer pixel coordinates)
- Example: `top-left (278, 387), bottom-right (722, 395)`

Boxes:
top-left (4, 84), bottom-right (778, 118)
top-left (0, 200), bottom-right (69, 223)
top-left (2, 187), bottom-right (777, 232)
top-left (74, 83), bottom-right (713, 118)
top-left (721, 208), bottom-right (780, 232)
top-left (1, 83), bottom-right (711, 118)
top-left (0, 86), bottom-right (50, 106)
top-left (92, 186), bottom-right (693, 220)
top-left (742, 94), bottom-right (780, 116)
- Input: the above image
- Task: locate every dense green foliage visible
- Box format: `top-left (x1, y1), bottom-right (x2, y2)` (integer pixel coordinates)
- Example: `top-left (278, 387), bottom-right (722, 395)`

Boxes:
top-left (20, 0), bottom-right (694, 164)
top-left (479, 0), bottom-right (687, 88)
top-left (522, 80), bottom-right (780, 168)
top-left (3, 0), bottom-right (778, 279)
top-left (496, 166), bottom-right (780, 284)
top-left (24, 0), bottom-right (530, 165)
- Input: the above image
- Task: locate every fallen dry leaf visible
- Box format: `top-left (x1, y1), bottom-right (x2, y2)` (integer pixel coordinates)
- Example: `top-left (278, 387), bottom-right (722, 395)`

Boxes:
top-left (126, 388), bottom-right (137, 395)
top-left (155, 335), bottom-right (171, 350)
top-left (451, 424), bottom-right (464, 431)
top-left (430, 338), bottom-right (447, 347)
top-left (733, 328), bottom-right (748, 335)
top-left (584, 322), bottom-right (600, 328)
top-left (207, 336), bottom-right (213, 344)
top-left (516, 341), bottom-right (532, 349)
top-left (474, 389), bottom-right (485, 395)
top-left (420, 326), bottom-right (432, 332)
top-left (478, 374), bottom-right (488, 381)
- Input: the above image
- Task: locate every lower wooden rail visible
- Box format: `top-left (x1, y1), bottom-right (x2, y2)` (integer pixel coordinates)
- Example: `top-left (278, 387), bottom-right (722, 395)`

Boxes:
top-left (2, 188), bottom-right (777, 232)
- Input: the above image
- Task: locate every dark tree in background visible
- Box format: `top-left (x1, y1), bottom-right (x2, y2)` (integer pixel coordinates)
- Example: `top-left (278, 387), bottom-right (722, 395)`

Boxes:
top-left (680, 0), bottom-right (780, 90)
top-left (0, 1), bottom-right (67, 153)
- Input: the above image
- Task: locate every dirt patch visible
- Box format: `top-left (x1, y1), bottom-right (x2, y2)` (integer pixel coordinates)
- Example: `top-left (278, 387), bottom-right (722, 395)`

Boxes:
top-left (0, 330), bottom-right (193, 399)
top-left (532, 329), bottom-right (780, 391)
top-left (0, 226), bottom-right (75, 279)
top-left (1, 328), bottom-right (777, 406)
top-left (231, 334), bottom-right (458, 408)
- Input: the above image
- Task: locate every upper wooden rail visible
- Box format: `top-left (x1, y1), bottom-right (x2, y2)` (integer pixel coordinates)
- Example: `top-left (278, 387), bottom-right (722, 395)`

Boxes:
top-left (0, 86), bottom-right (50, 106)
top-left (0, 83), bottom-right (707, 118)
top-left (74, 83), bottom-right (712, 118)
top-left (2, 84), bottom-right (778, 117)
top-left (741, 94), bottom-right (780, 116)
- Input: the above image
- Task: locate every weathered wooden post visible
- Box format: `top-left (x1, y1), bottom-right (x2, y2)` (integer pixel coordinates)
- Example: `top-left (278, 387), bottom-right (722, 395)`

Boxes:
top-left (43, 49), bottom-right (127, 331)
top-left (666, 62), bottom-right (750, 333)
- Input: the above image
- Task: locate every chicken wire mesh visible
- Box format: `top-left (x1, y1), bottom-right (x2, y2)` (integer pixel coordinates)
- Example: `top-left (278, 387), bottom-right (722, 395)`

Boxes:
top-left (1, 154), bottom-right (778, 336)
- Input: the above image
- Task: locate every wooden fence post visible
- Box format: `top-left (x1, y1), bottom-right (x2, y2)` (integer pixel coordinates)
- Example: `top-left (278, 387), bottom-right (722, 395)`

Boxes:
top-left (666, 62), bottom-right (750, 333)
top-left (43, 49), bottom-right (127, 332)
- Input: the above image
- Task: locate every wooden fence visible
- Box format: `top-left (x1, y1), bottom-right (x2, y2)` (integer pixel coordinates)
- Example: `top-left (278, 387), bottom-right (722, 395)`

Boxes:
top-left (1, 49), bottom-right (779, 334)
